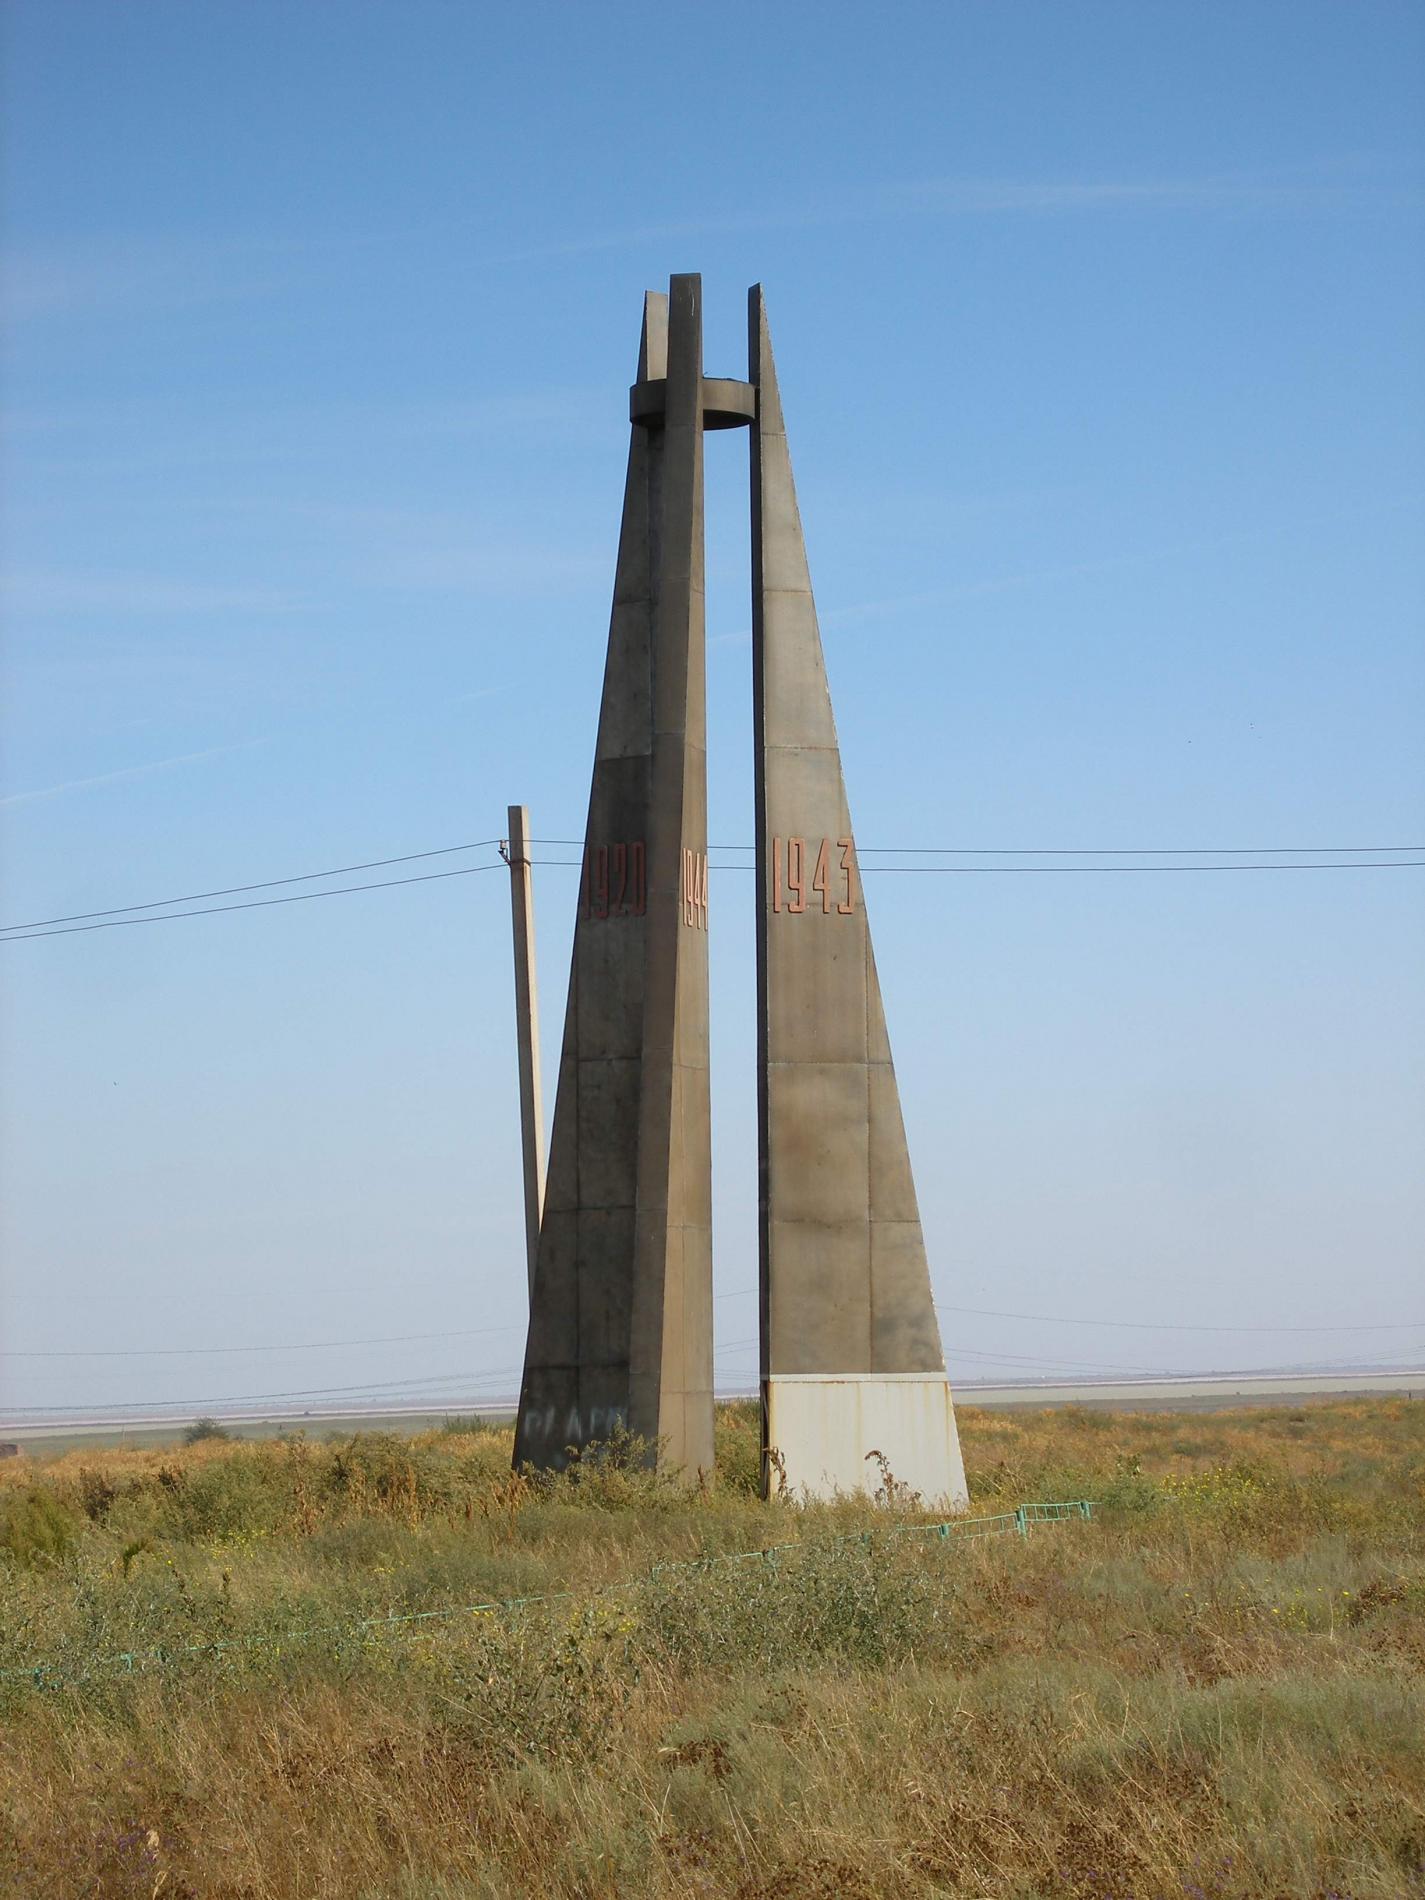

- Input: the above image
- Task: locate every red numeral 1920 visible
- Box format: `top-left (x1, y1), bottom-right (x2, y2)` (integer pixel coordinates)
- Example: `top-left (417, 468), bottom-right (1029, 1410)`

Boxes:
top-left (583, 841), bottom-right (647, 919)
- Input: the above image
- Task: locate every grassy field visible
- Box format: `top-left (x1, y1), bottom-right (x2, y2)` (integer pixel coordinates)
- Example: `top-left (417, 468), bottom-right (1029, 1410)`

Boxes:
top-left (0, 1400), bottom-right (1421, 1899)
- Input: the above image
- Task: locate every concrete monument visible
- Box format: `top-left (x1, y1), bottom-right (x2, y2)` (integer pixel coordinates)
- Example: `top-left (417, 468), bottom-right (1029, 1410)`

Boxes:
top-left (514, 276), bottom-right (965, 1506)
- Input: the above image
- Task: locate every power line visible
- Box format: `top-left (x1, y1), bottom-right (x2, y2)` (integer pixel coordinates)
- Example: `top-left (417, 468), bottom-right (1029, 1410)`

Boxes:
top-left (7, 835), bottom-right (1420, 936)
top-left (860, 861), bottom-right (1425, 875)
top-left (0, 840), bottom-right (503, 935)
top-left (9, 1351), bottom-right (1419, 1421)
top-left (539, 841), bottom-right (1425, 856)
top-left (851, 846), bottom-right (1425, 856)
top-left (7, 846), bottom-right (1421, 947)
top-left (532, 858), bottom-right (1425, 874)
top-left (0, 1323), bottom-right (522, 1359)
top-left (3, 1301), bottom-right (1408, 1363)
top-left (0, 1368), bottom-right (524, 1417)
top-left (934, 1303), bottom-right (1422, 1334)
top-left (945, 1344), bottom-right (1192, 1377)
top-left (0, 861), bottom-right (507, 942)
top-left (942, 1341), bottom-right (1418, 1376)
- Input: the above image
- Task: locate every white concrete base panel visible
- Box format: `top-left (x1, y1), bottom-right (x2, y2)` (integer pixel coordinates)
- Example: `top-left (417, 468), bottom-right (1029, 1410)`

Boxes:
top-left (766, 1373), bottom-right (969, 1508)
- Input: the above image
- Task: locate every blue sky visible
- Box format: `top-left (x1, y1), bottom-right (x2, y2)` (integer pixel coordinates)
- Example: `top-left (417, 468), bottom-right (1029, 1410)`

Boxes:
top-left (2, 0), bottom-right (1422, 1420)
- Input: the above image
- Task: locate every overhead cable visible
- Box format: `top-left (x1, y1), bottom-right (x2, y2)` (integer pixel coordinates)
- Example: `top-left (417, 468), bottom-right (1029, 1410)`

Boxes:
top-left (6, 835), bottom-right (1421, 936)
top-left (5, 1302), bottom-right (1410, 1363)
top-left (539, 840), bottom-right (1425, 856)
top-left (1, 861), bottom-right (507, 942)
top-left (0, 840), bottom-right (503, 935)
top-left (0, 1368), bottom-right (523, 1416)
top-left (934, 1303), bottom-right (1420, 1334)
top-left (532, 858), bottom-right (1423, 875)
top-left (0, 1322), bottom-right (523, 1359)
top-left (11, 1349), bottom-right (1419, 1421)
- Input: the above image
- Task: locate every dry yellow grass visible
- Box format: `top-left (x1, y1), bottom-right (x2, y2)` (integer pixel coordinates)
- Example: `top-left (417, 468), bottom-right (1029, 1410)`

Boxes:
top-left (1, 1398), bottom-right (1421, 1898)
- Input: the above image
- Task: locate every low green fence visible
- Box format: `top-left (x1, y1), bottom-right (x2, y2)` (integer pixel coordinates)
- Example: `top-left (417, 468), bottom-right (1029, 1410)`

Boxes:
top-left (6, 1498), bottom-right (1098, 1691)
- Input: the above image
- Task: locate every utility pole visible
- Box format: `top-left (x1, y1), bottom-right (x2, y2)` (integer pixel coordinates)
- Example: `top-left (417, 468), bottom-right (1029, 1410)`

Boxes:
top-left (501, 805), bottom-right (546, 1300)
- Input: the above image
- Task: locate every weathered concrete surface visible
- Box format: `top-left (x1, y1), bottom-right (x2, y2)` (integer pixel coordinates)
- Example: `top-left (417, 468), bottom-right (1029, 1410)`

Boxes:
top-left (626, 274), bottom-right (715, 1478)
top-left (749, 283), bottom-right (967, 1506)
top-left (514, 278), bottom-right (714, 1478)
top-left (766, 1374), bottom-right (966, 1506)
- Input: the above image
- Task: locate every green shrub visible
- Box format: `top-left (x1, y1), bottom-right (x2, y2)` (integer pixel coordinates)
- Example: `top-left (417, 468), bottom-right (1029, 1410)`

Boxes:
top-left (0, 1487), bottom-right (76, 1567)
top-left (637, 1532), bottom-right (963, 1673)
top-left (182, 1417), bottom-right (231, 1445)
top-left (713, 1401), bottom-right (763, 1496)
top-left (436, 1601), bottom-right (640, 1769)
top-left (437, 1415), bottom-right (502, 1437)
top-left (162, 1452), bottom-right (289, 1541)
top-left (323, 1435), bottom-right (460, 1518)
top-left (525, 1428), bottom-right (687, 1512)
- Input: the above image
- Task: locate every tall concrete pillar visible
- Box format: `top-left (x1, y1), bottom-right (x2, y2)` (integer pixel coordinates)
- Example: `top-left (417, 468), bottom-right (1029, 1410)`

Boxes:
top-left (749, 285), bottom-right (968, 1506)
top-left (514, 277), bottom-right (721, 1478)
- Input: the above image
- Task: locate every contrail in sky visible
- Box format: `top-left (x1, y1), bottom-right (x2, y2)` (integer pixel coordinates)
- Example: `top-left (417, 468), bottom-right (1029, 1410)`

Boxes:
top-left (1, 738), bottom-right (268, 809)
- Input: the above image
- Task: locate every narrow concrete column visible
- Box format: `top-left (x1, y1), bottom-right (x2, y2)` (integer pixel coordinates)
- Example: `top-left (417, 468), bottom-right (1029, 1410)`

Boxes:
top-left (627, 273), bottom-right (714, 1478)
top-left (749, 284), bottom-right (967, 1508)
top-left (514, 291), bottom-right (666, 1472)
top-left (504, 803), bottom-right (546, 1300)
top-left (513, 280), bottom-right (714, 1481)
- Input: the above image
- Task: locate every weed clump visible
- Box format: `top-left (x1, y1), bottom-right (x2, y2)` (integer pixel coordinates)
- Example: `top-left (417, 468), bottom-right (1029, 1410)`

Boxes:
top-left (0, 1487), bottom-right (75, 1567)
top-left (437, 1414), bottom-right (502, 1436)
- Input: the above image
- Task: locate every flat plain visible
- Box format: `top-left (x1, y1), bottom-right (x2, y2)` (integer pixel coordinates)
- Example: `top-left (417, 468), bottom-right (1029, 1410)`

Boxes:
top-left (1, 1399), bottom-right (1421, 1899)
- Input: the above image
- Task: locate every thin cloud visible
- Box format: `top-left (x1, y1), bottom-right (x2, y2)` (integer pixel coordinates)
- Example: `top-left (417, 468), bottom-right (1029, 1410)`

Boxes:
top-left (369, 543), bottom-right (606, 596)
top-left (820, 488), bottom-right (1425, 628)
top-left (4, 572), bottom-right (309, 616)
top-left (294, 508), bottom-right (608, 597)
top-left (0, 238), bottom-right (290, 325)
top-left (0, 223), bottom-right (424, 325)
top-left (14, 158), bottom-right (1405, 327)
top-left (894, 174), bottom-right (1396, 215)
top-left (481, 161), bottom-right (1419, 267)
top-left (8, 386), bottom-right (605, 456)
top-left (1, 740), bottom-right (269, 810)
top-left (717, 534), bottom-right (1215, 642)
top-left (820, 550), bottom-right (1166, 626)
